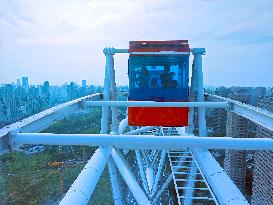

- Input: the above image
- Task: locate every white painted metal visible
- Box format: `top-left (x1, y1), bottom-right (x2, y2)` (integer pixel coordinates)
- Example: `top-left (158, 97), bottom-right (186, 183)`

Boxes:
top-left (152, 151), bottom-right (190, 201)
top-left (168, 150), bottom-right (218, 205)
top-left (192, 48), bottom-right (207, 137)
top-left (113, 49), bottom-right (129, 53)
top-left (151, 173), bottom-right (173, 204)
top-left (15, 133), bottom-right (273, 150)
top-left (118, 117), bottom-right (128, 134)
top-left (109, 53), bottom-right (119, 134)
top-left (111, 149), bottom-right (151, 205)
top-left (130, 51), bottom-right (190, 55)
top-left (123, 126), bottom-right (156, 135)
top-left (100, 48), bottom-right (113, 134)
top-left (104, 48), bottom-right (124, 204)
top-left (183, 162), bottom-right (197, 205)
top-left (192, 148), bottom-right (249, 205)
top-left (208, 94), bottom-right (273, 131)
top-left (59, 148), bottom-right (111, 205)
top-left (85, 100), bottom-right (228, 108)
top-left (187, 61), bottom-right (196, 134)
top-left (108, 157), bottom-right (123, 205)
top-left (135, 150), bottom-right (150, 196)
top-left (151, 150), bottom-right (166, 197)
top-left (146, 166), bottom-right (155, 193)
top-left (0, 93), bottom-right (102, 154)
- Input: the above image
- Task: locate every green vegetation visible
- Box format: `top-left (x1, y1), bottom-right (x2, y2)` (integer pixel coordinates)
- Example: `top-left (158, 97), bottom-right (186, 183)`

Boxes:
top-left (89, 168), bottom-right (112, 205)
top-left (0, 107), bottom-right (113, 205)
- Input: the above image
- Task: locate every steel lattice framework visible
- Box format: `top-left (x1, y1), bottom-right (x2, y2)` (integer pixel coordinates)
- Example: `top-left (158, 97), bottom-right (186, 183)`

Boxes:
top-left (0, 47), bottom-right (273, 205)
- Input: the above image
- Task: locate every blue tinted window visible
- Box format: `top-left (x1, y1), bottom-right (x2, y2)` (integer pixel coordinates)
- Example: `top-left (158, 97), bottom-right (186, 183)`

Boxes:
top-left (129, 56), bottom-right (188, 89)
top-left (128, 55), bottom-right (189, 101)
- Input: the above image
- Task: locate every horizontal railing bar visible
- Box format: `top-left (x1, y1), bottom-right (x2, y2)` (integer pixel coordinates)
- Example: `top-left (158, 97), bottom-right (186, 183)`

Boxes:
top-left (0, 93), bottom-right (102, 155)
top-left (177, 187), bottom-right (209, 190)
top-left (114, 49), bottom-right (129, 53)
top-left (168, 151), bottom-right (190, 153)
top-left (170, 160), bottom-right (194, 163)
top-left (14, 133), bottom-right (273, 151)
top-left (173, 165), bottom-right (194, 168)
top-left (179, 196), bottom-right (214, 200)
top-left (208, 94), bottom-right (273, 131)
top-left (85, 101), bottom-right (229, 108)
top-left (173, 172), bottom-right (202, 175)
top-left (169, 155), bottom-right (193, 158)
top-left (176, 179), bottom-right (205, 182)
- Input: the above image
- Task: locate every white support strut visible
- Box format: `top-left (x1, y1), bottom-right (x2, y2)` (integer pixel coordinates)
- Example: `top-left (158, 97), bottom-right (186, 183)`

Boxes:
top-left (111, 149), bottom-right (151, 205)
top-left (108, 157), bottom-right (123, 205)
top-left (151, 150), bottom-right (166, 196)
top-left (135, 150), bottom-right (150, 196)
top-left (192, 149), bottom-right (249, 205)
top-left (59, 148), bottom-right (111, 205)
top-left (192, 48), bottom-right (207, 137)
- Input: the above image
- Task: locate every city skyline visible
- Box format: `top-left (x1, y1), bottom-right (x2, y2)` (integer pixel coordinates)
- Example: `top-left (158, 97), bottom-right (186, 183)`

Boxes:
top-left (2, 76), bottom-right (273, 88)
top-left (0, 0), bottom-right (273, 86)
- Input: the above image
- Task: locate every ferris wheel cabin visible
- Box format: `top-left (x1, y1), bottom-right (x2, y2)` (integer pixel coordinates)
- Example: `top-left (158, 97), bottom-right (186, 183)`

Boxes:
top-left (128, 40), bottom-right (190, 126)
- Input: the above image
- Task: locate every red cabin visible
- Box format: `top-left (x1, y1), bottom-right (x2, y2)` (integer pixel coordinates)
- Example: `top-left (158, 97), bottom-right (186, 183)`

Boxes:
top-left (128, 40), bottom-right (190, 126)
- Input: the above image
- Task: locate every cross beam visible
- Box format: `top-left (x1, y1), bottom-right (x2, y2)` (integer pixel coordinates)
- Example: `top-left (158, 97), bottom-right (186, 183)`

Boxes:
top-left (12, 133), bottom-right (273, 151)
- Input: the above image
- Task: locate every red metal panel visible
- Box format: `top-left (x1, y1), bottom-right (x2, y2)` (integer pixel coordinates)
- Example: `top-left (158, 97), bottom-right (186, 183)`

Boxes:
top-left (129, 40), bottom-right (190, 53)
top-left (128, 107), bottom-right (189, 127)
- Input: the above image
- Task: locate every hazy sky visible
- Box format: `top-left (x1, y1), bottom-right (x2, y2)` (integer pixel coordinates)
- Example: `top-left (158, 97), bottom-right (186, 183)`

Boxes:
top-left (0, 0), bottom-right (272, 86)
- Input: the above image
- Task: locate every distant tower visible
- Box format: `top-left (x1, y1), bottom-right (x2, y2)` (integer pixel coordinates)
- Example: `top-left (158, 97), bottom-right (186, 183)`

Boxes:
top-left (251, 96), bottom-right (273, 205)
top-left (41, 81), bottom-right (50, 100)
top-left (22, 77), bottom-right (29, 92)
top-left (82, 80), bottom-right (87, 88)
top-left (16, 79), bottom-right (21, 88)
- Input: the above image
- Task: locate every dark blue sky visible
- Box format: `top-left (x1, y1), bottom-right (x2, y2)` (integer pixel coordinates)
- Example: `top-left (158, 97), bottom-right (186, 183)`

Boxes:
top-left (0, 0), bottom-right (272, 86)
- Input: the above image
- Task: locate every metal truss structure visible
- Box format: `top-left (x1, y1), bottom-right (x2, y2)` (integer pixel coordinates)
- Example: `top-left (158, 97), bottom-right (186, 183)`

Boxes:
top-left (1, 47), bottom-right (273, 205)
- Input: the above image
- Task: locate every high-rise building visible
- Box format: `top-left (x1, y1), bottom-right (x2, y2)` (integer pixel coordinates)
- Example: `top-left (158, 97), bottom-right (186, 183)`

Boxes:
top-left (16, 79), bottom-right (21, 87)
top-left (251, 97), bottom-right (273, 205)
top-left (82, 80), bottom-right (87, 88)
top-left (22, 77), bottom-right (29, 92)
top-left (224, 92), bottom-right (249, 192)
top-left (224, 111), bottom-right (247, 192)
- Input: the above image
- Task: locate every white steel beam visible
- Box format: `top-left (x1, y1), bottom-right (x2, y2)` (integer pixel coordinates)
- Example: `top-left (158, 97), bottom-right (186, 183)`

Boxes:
top-left (135, 150), bottom-right (150, 196)
top-left (151, 150), bottom-right (166, 196)
top-left (183, 162), bottom-right (197, 205)
top-left (152, 152), bottom-right (189, 202)
top-left (111, 149), bottom-right (151, 205)
top-left (123, 126), bottom-right (156, 135)
top-left (60, 148), bottom-right (111, 205)
top-left (100, 48), bottom-right (112, 134)
top-left (146, 167), bottom-right (155, 193)
top-left (187, 61), bottom-right (197, 134)
top-left (114, 49), bottom-right (129, 53)
top-left (14, 133), bottom-right (273, 150)
top-left (192, 148), bottom-right (249, 205)
top-left (0, 93), bottom-right (102, 155)
top-left (152, 172), bottom-right (173, 203)
top-left (108, 157), bottom-right (123, 205)
top-left (85, 101), bottom-right (228, 108)
top-left (192, 48), bottom-right (207, 137)
top-left (208, 94), bottom-right (273, 131)
top-left (118, 117), bottom-right (128, 134)
top-left (109, 52), bottom-right (119, 134)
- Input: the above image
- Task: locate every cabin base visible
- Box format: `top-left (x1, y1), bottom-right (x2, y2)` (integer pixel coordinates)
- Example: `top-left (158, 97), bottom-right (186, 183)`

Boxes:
top-left (128, 107), bottom-right (189, 127)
